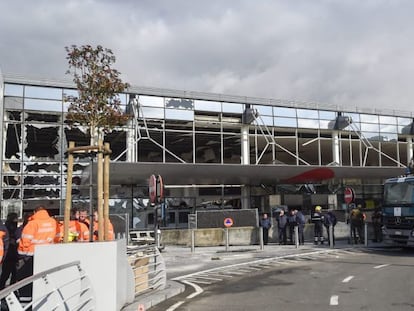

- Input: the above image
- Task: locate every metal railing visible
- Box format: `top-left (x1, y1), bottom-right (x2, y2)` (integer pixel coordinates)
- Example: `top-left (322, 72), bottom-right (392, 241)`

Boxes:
top-left (127, 245), bottom-right (167, 296)
top-left (0, 261), bottom-right (95, 311)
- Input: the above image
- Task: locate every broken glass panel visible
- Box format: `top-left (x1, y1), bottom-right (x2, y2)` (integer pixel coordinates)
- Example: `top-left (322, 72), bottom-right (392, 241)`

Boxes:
top-left (5, 111), bottom-right (21, 122)
top-left (25, 125), bottom-right (59, 158)
top-left (23, 188), bottom-right (60, 199)
top-left (3, 175), bottom-right (21, 186)
top-left (165, 98), bottom-right (194, 110)
top-left (3, 162), bottom-right (21, 174)
top-left (3, 189), bottom-right (21, 200)
top-left (25, 112), bottom-right (60, 123)
top-left (24, 163), bottom-right (60, 173)
top-left (23, 176), bottom-right (60, 185)
top-left (4, 123), bottom-right (21, 159)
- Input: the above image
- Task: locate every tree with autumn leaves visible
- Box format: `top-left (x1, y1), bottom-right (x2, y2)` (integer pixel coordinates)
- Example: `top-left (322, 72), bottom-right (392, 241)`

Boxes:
top-left (63, 45), bottom-right (129, 242)
top-left (64, 44), bottom-right (130, 145)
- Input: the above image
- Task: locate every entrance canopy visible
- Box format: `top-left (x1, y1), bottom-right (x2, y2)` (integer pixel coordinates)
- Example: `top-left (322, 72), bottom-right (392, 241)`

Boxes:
top-left (85, 162), bottom-right (405, 186)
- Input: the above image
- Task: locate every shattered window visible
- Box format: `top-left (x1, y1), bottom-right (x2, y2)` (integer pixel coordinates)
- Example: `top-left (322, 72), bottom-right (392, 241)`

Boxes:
top-left (3, 189), bottom-right (21, 200)
top-left (3, 173), bottom-right (21, 186)
top-left (23, 188), bottom-right (60, 199)
top-left (23, 176), bottom-right (60, 185)
top-left (5, 111), bottom-right (21, 122)
top-left (25, 112), bottom-right (60, 123)
top-left (24, 163), bottom-right (60, 174)
top-left (25, 125), bottom-right (60, 159)
top-left (4, 122), bottom-right (22, 160)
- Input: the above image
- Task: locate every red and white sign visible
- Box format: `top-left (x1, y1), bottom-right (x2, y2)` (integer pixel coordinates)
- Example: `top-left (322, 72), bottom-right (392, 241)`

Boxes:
top-left (344, 187), bottom-right (355, 204)
top-left (224, 217), bottom-right (234, 228)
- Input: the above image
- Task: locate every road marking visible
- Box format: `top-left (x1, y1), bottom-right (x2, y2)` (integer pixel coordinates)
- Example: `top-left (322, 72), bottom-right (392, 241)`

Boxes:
top-left (166, 301), bottom-right (185, 311)
top-left (374, 264), bottom-right (390, 269)
top-left (342, 276), bottom-right (354, 283)
top-left (330, 295), bottom-right (339, 305)
top-left (182, 280), bottom-right (203, 299)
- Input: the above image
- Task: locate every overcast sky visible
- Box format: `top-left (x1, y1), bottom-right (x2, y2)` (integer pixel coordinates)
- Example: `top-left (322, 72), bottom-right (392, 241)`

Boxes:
top-left (1, 0), bottom-right (414, 114)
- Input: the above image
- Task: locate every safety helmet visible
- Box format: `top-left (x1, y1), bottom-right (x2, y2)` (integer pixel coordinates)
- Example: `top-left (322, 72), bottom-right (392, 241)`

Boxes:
top-left (315, 205), bottom-right (322, 212)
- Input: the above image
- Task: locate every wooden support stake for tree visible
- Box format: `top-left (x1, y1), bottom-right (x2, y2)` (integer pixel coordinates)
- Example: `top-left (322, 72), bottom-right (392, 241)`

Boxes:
top-left (103, 143), bottom-right (111, 240)
top-left (97, 139), bottom-right (104, 241)
top-left (63, 141), bottom-right (75, 243)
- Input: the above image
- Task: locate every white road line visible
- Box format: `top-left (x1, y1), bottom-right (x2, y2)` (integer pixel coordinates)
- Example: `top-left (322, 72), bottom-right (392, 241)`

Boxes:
top-left (166, 301), bottom-right (185, 311)
top-left (193, 275), bottom-right (223, 281)
top-left (330, 295), bottom-right (339, 306)
top-left (374, 264), bottom-right (390, 269)
top-left (182, 280), bottom-right (204, 299)
top-left (342, 276), bottom-right (354, 283)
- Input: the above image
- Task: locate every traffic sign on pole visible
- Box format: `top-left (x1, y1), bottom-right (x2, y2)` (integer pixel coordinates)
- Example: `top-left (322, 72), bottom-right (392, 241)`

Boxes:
top-left (344, 187), bottom-right (355, 204)
top-left (224, 217), bottom-right (234, 228)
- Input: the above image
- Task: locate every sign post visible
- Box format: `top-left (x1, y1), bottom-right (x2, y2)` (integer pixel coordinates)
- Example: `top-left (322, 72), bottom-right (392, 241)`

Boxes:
top-left (224, 218), bottom-right (233, 251)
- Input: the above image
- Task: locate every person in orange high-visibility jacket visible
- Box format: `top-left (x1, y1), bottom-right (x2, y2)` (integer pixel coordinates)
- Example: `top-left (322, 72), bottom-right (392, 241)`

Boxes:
top-left (92, 209), bottom-right (115, 241)
top-left (16, 206), bottom-right (57, 303)
top-left (0, 220), bottom-right (9, 264)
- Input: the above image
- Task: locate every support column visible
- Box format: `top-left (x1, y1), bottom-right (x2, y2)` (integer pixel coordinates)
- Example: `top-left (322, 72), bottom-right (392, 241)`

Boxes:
top-left (126, 119), bottom-right (136, 162)
top-left (332, 131), bottom-right (340, 165)
top-left (241, 125), bottom-right (250, 165)
top-left (407, 137), bottom-right (413, 164)
top-left (241, 125), bottom-right (251, 209)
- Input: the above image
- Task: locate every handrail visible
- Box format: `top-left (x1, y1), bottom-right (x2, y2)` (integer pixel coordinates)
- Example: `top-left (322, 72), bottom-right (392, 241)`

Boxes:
top-left (0, 260), bottom-right (95, 311)
top-left (0, 260), bottom-right (81, 300)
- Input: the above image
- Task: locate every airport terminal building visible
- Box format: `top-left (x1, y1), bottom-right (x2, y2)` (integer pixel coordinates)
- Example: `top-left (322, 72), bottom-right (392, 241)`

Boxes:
top-left (1, 71), bottom-right (413, 228)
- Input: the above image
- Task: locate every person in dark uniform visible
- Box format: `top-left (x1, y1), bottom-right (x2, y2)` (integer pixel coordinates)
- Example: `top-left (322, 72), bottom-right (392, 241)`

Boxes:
top-left (294, 209), bottom-right (306, 245)
top-left (323, 210), bottom-right (337, 246)
top-left (312, 206), bottom-right (324, 245)
top-left (0, 212), bottom-right (18, 289)
top-left (371, 208), bottom-right (383, 242)
top-left (277, 209), bottom-right (287, 245)
top-left (259, 213), bottom-right (271, 245)
top-left (287, 209), bottom-right (297, 245)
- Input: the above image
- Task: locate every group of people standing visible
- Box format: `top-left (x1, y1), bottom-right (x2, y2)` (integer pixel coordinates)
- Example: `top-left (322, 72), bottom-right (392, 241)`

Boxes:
top-left (0, 205), bottom-right (114, 307)
top-left (260, 205), bottom-right (337, 246)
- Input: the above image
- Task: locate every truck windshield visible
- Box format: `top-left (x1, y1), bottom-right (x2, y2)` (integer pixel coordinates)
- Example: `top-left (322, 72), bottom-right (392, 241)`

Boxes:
top-left (384, 181), bottom-right (414, 204)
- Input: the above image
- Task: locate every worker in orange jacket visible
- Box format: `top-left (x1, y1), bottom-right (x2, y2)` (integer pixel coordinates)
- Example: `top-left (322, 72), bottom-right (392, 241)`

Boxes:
top-left (56, 208), bottom-right (90, 242)
top-left (92, 209), bottom-right (115, 241)
top-left (17, 206), bottom-right (57, 303)
top-left (0, 220), bottom-right (9, 264)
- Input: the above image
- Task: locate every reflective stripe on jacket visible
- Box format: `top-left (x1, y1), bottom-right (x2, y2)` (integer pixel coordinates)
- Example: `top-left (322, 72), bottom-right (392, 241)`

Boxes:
top-left (18, 209), bottom-right (57, 256)
top-left (0, 224), bottom-right (8, 263)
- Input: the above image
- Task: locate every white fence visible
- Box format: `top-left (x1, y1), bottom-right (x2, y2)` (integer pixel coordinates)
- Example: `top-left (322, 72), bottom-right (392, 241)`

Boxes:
top-left (0, 261), bottom-right (95, 311)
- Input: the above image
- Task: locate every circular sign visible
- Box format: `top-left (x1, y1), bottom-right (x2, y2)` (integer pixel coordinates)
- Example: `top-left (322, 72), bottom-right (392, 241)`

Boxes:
top-left (149, 174), bottom-right (157, 204)
top-left (344, 187), bottom-right (355, 204)
top-left (224, 217), bottom-right (234, 228)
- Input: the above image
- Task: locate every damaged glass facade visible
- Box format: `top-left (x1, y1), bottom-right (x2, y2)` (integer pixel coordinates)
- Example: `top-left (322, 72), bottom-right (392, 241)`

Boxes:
top-left (1, 74), bottom-right (414, 229)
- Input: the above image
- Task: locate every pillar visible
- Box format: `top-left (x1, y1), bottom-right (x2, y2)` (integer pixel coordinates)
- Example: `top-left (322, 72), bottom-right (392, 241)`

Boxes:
top-left (332, 131), bottom-right (340, 165)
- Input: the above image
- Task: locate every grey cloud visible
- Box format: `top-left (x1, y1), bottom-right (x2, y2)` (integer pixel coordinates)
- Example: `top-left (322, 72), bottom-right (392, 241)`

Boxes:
top-left (1, 0), bottom-right (414, 113)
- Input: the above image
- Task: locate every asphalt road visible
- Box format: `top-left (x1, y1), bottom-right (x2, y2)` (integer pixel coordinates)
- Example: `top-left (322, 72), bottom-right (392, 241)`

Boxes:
top-left (151, 247), bottom-right (414, 311)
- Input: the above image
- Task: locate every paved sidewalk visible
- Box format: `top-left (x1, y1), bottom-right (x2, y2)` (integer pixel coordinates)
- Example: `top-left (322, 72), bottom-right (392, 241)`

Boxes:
top-left (123, 240), bottom-right (378, 310)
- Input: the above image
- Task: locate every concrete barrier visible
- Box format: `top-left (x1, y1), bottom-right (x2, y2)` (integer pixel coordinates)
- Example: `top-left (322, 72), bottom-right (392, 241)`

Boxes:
top-left (161, 222), bottom-right (351, 246)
